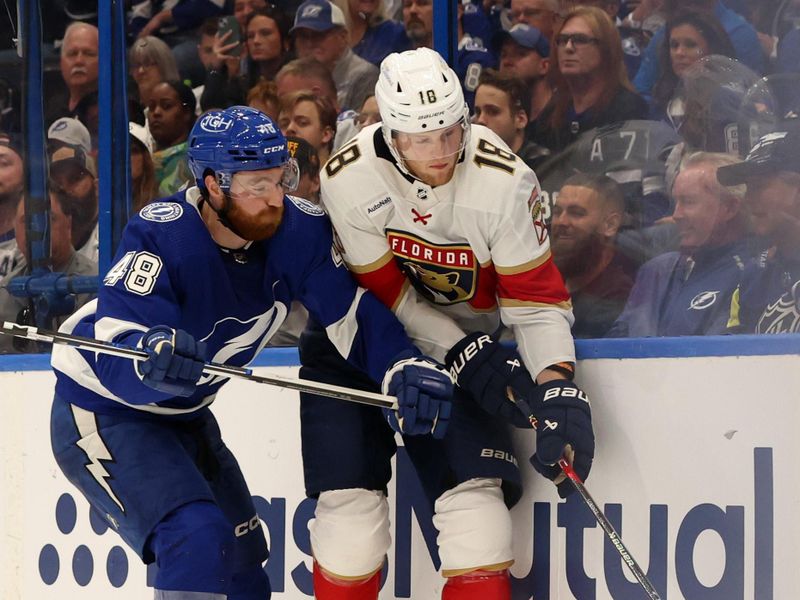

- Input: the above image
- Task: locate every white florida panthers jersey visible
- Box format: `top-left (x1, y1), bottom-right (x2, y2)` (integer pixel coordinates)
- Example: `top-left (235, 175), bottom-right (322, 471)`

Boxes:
top-left (320, 123), bottom-right (575, 377)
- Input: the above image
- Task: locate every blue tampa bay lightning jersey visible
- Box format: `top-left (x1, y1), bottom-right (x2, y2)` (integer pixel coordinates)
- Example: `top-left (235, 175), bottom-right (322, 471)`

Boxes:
top-left (52, 188), bottom-right (419, 416)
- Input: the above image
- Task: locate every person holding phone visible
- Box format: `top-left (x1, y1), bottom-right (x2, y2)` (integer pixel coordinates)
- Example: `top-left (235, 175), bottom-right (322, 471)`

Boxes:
top-left (201, 6), bottom-right (292, 111)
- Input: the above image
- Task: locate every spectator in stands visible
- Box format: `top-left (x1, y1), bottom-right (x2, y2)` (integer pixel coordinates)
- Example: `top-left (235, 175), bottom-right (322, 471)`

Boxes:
top-left (202, 6), bottom-right (291, 110)
top-left (551, 173), bottom-right (632, 338)
top-left (128, 1), bottom-right (226, 85)
top-left (278, 91), bottom-right (337, 166)
top-left (233, 0), bottom-right (271, 29)
top-left (333, 0), bottom-right (409, 66)
top-left (609, 152), bottom-right (749, 337)
top-left (0, 190), bottom-right (98, 353)
top-left (355, 93), bottom-right (381, 131)
top-left (495, 23), bottom-right (552, 128)
top-left (290, 0), bottom-right (379, 111)
top-left (568, 0), bottom-right (649, 78)
top-left (192, 18), bottom-right (219, 109)
top-left (48, 144), bottom-right (98, 264)
top-left (147, 80), bottom-right (197, 196)
top-left (651, 10), bottom-right (735, 126)
top-left (47, 22), bottom-right (99, 125)
top-left (129, 36), bottom-right (181, 109)
top-left (509, 0), bottom-right (561, 40)
top-left (719, 128), bottom-right (800, 334)
top-left (275, 57), bottom-right (358, 149)
top-left (247, 80), bottom-right (281, 121)
top-left (402, 0), bottom-right (497, 110)
top-left (534, 6), bottom-right (648, 153)
top-left (129, 122), bottom-right (158, 213)
top-left (632, 0), bottom-right (765, 98)
top-left (473, 69), bottom-right (550, 169)
top-left (0, 133), bottom-right (23, 279)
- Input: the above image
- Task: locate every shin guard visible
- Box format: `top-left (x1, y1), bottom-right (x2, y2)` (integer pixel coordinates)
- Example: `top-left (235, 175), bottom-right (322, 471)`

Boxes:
top-left (312, 561), bottom-right (380, 600)
top-left (442, 569), bottom-right (511, 600)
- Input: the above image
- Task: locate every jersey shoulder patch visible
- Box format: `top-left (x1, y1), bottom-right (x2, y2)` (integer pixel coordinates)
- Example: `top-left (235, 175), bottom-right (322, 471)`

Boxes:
top-left (287, 195), bottom-right (325, 216)
top-left (139, 202), bottom-right (184, 223)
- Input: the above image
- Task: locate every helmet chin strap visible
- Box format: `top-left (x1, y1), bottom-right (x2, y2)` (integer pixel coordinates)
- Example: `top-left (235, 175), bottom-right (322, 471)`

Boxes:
top-left (199, 189), bottom-right (250, 241)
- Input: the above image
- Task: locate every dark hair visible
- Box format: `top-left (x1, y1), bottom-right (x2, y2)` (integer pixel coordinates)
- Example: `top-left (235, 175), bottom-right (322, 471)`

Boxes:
top-left (199, 16), bottom-right (219, 38)
top-left (162, 79), bottom-right (198, 116)
top-left (245, 6), bottom-right (291, 48)
top-left (477, 69), bottom-right (532, 119)
top-left (244, 6), bottom-right (292, 85)
top-left (652, 10), bottom-right (736, 113)
top-left (561, 172), bottom-right (624, 213)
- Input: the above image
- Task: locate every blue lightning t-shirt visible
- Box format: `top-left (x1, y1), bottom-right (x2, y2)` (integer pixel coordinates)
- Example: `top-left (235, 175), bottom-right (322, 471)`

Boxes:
top-left (52, 188), bottom-right (418, 416)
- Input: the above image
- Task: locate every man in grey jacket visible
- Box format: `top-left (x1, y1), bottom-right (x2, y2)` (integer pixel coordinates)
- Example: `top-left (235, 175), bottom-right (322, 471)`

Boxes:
top-left (290, 0), bottom-right (379, 111)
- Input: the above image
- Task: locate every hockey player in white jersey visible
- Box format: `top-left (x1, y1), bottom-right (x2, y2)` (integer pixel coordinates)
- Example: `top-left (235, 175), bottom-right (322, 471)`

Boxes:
top-left (300, 48), bottom-right (595, 599)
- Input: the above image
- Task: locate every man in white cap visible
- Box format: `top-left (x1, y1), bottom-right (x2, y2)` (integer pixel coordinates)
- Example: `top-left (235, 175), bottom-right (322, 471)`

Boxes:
top-left (47, 118), bottom-right (98, 263)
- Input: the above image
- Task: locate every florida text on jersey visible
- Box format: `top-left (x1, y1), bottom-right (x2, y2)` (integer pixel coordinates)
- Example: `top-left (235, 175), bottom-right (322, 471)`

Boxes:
top-left (319, 123), bottom-right (576, 376)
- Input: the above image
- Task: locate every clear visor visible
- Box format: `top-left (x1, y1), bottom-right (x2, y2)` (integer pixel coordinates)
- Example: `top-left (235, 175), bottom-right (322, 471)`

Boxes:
top-left (227, 158), bottom-right (300, 196)
top-left (391, 121), bottom-right (467, 162)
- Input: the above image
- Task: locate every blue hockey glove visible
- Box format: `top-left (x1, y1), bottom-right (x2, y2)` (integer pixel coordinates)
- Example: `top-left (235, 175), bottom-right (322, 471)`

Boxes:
top-left (526, 379), bottom-right (594, 498)
top-left (381, 355), bottom-right (454, 439)
top-left (444, 332), bottom-right (536, 428)
top-left (137, 326), bottom-right (207, 397)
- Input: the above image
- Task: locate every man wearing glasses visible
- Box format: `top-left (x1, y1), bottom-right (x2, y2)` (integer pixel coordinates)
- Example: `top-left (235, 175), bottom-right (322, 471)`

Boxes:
top-left (532, 6), bottom-right (648, 152)
top-left (509, 0), bottom-right (561, 40)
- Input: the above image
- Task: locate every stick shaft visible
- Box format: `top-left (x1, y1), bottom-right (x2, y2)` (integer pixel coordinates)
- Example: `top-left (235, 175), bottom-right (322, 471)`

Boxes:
top-left (558, 459), bottom-right (662, 600)
top-left (1, 322), bottom-right (397, 409)
top-left (508, 389), bottom-right (662, 599)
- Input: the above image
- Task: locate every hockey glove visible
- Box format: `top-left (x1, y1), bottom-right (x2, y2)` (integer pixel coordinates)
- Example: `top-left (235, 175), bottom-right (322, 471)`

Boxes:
top-left (137, 326), bottom-right (207, 397)
top-left (444, 332), bottom-right (536, 428)
top-left (381, 355), bottom-right (454, 439)
top-left (525, 379), bottom-right (594, 498)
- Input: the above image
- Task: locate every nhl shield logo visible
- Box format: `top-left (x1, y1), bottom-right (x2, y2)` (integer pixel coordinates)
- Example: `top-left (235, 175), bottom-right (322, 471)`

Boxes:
top-left (387, 230), bottom-right (477, 305)
top-left (757, 281), bottom-right (800, 333)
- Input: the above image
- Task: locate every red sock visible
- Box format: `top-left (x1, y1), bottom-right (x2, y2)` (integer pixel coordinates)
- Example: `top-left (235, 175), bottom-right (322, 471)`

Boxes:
top-left (312, 561), bottom-right (381, 600)
top-left (442, 569), bottom-right (511, 600)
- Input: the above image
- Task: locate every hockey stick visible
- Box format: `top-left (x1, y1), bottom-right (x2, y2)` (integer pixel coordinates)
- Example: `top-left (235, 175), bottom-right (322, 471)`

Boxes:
top-left (508, 390), bottom-right (663, 600)
top-left (0, 322), bottom-right (397, 410)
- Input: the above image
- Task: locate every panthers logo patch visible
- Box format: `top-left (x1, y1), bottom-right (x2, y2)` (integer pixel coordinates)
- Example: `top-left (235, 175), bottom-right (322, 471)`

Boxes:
top-left (387, 230), bottom-right (476, 305)
top-left (528, 187), bottom-right (547, 245)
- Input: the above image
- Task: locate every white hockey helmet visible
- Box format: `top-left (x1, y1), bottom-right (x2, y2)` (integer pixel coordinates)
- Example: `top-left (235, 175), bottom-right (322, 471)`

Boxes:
top-left (375, 48), bottom-right (470, 172)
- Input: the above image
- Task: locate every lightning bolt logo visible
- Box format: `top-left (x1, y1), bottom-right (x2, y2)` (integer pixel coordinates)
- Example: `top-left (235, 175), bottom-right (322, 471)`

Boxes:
top-left (71, 405), bottom-right (125, 514)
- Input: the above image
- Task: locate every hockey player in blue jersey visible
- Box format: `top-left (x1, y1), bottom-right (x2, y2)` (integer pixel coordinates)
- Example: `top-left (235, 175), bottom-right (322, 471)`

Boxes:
top-left (49, 106), bottom-right (454, 599)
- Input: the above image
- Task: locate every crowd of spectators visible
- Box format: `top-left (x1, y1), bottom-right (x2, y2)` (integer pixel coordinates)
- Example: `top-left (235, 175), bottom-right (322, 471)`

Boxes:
top-left (0, 0), bottom-right (798, 352)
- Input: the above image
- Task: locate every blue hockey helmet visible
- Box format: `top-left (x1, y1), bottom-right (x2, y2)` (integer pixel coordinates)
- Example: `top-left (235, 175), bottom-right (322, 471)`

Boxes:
top-left (188, 106), bottom-right (296, 192)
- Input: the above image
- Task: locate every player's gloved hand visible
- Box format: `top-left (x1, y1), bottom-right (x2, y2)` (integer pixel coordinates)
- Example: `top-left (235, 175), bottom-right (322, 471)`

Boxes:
top-left (137, 326), bottom-right (207, 397)
top-left (444, 332), bottom-right (536, 428)
top-left (381, 354), bottom-right (454, 439)
top-left (526, 379), bottom-right (594, 498)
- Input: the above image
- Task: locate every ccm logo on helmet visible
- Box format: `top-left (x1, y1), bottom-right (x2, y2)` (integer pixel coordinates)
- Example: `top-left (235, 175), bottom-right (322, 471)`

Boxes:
top-left (200, 114), bottom-right (234, 132)
top-left (263, 144), bottom-right (285, 154)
